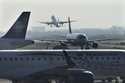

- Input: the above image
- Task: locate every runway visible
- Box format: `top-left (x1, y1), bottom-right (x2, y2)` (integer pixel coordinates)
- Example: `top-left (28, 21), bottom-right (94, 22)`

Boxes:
top-left (18, 40), bottom-right (125, 49)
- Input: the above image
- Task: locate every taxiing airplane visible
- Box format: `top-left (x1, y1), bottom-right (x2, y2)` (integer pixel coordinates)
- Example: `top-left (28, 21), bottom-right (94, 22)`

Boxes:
top-left (41, 17), bottom-right (116, 49)
top-left (40, 17), bottom-right (98, 49)
top-left (0, 49), bottom-right (125, 83)
top-left (0, 12), bottom-right (34, 49)
top-left (39, 15), bottom-right (75, 27)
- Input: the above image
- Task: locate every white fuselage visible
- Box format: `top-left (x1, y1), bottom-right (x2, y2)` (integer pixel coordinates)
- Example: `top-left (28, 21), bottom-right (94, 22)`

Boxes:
top-left (51, 16), bottom-right (59, 27)
top-left (66, 33), bottom-right (88, 40)
top-left (0, 49), bottom-right (125, 80)
top-left (66, 33), bottom-right (88, 45)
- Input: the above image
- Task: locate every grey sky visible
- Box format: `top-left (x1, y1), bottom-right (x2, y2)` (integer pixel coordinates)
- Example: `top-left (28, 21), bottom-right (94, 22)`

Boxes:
top-left (0, 0), bottom-right (125, 32)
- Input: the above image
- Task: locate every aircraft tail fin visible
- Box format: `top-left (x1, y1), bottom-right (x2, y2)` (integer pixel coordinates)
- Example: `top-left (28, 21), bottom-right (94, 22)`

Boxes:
top-left (2, 12), bottom-right (31, 39)
top-left (68, 17), bottom-right (72, 34)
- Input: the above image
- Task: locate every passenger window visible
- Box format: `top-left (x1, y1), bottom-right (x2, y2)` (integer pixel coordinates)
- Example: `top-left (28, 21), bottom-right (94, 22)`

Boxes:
top-left (50, 57), bottom-right (53, 60)
top-left (32, 57), bottom-right (34, 60)
top-left (95, 57), bottom-right (99, 60)
top-left (26, 57), bottom-right (29, 61)
top-left (37, 57), bottom-right (41, 60)
top-left (106, 57), bottom-right (110, 60)
top-left (20, 57), bottom-right (23, 61)
top-left (44, 57), bottom-right (47, 60)
top-left (113, 57), bottom-right (116, 60)
top-left (4, 57), bottom-right (7, 61)
top-left (9, 57), bottom-right (13, 61)
top-left (117, 57), bottom-right (120, 60)
top-left (101, 57), bottom-right (104, 60)
top-left (15, 57), bottom-right (18, 61)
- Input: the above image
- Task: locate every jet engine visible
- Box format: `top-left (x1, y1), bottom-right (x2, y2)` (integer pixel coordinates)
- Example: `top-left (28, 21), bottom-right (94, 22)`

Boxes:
top-left (92, 42), bottom-right (98, 48)
top-left (65, 68), bottom-right (94, 83)
top-left (66, 33), bottom-right (88, 49)
top-left (62, 51), bottom-right (95, 83)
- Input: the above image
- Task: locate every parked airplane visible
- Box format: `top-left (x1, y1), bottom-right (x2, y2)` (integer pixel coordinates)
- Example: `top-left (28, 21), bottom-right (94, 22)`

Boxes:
top-left (39, 15), bottom-right (75, 27)
top-left (0, 12), bottom-right (34, 49)
top-left (0, 49), bottom-right (94, 83)
top-left (0, 49), bottom-right (124, 83)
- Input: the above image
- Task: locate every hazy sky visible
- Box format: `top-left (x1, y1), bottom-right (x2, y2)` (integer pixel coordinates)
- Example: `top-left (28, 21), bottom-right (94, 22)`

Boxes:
top-left (0, 0), bottom-right (125, 32)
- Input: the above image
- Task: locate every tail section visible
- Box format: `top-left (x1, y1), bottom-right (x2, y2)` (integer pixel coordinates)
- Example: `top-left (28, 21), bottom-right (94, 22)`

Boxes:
top-left (2, 12), bottom-right (31, 39)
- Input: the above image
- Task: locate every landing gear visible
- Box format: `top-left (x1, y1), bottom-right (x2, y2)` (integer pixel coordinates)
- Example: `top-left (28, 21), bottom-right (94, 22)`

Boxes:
top-left (85, 43), bottom-right (90, 49)
top-left (92, 42), bottom-right (98, 49)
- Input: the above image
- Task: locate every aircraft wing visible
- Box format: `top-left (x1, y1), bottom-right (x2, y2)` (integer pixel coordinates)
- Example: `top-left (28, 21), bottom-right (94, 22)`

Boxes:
top-left (40, 38), bottom-right (122, 43)
top-left (58, 20), bottom-right (76, 24)
top-left (94, 38), bottom-right (124, 42)
top-left (39, 22), bottom-right (54, 25)
top-left (40, 39), bottom-right (67, 43)
top-left (40, 38), bottom-right (123, 44)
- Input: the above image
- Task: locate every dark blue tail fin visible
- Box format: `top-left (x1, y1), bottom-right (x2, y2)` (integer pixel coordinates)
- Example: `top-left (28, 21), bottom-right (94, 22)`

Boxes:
top-left (2, 12), bottom-right (30, 39)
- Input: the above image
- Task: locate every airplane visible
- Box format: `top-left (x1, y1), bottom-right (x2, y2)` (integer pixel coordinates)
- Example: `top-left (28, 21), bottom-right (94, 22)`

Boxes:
top-left (0, 11), bottom-right (34, 49)
top-left (0, 49), bottom-right (94, 83)
top-left (40, 17), bottom-right (98, 49)
top-left (39, 15), bottom-right (75, 27)
top-left (0, 49), bottom-right (125, 83)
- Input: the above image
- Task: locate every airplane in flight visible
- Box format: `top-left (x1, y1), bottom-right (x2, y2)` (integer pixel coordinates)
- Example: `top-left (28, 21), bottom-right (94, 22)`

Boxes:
top-left (0, 49), bottom-right (124, 83)
top-left (39, 15), bottom-right (75, 27)
top-left (0, 11), bottom-right (34, 49)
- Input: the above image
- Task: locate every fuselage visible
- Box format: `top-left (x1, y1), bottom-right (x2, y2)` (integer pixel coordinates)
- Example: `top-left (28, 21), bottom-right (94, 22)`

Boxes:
top-left (0, 49), bottom-right (125, 80)
top-left (66, 33), bottom-right (88, 45)
top-left (51, 15), bottom-right (59, 27)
